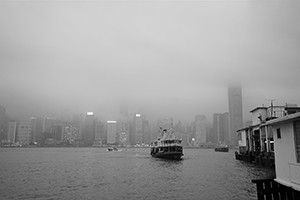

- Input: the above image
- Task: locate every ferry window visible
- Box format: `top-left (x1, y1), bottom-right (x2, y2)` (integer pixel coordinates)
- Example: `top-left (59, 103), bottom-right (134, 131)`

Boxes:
top-left (277, 128), bottom-right (281, 139)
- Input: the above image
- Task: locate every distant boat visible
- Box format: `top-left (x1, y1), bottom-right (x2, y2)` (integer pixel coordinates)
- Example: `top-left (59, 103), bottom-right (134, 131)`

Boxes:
top-left (107, 147), bottom-right (118, 151)
top-left (150, 126), bottom-right (183, 160)
top-left (215, 144), bottom-right (229, 152)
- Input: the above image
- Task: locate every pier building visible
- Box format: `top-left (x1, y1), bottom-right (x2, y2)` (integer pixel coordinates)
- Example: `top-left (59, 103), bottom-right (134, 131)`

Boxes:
top-left (252, 112), bottom-right (300, 199)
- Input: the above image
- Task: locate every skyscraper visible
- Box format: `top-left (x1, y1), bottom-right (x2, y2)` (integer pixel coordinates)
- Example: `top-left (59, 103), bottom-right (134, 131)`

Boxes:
top-left (42, 116), bottom-right (56, 133)
top-left (107, 121), bottom-right (117, 144)
top-left (142, 120), bottom-right (150, 145)
top-left (72, 113), bottom-right (84, 140)
top-left (228, 86), bottom-right (244, 146)
top-left (195, 115), bottom-right (206, 145)
top-left (134, 113), bottom-right (143, 145)
top-left (0, 106), bottom-right (6, 141)
top-left (83, 112), bottom-right (95, 146)
top-left (213, 113), bottom-right (230, 144)
top-left (17, 119), bottom-right (33, 145)
top-left (30, 117), bottom-right (37, 144)
top-left (95, 121), bottom-right (105, 143)
top-left (7, 121), bottom-right (17, 143)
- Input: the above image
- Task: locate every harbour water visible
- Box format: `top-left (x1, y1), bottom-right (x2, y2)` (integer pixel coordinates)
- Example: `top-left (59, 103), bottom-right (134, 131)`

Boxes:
top-left (0, 147), bottom-right (275, 200)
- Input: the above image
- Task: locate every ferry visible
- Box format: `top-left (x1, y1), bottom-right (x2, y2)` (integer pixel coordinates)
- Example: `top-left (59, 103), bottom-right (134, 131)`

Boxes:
top-left (150, 127), bottom-right (183, 160)
top-left (214, 144), bottom-right (229, 152)
top-left (107, 147), bottom-right (118, 151)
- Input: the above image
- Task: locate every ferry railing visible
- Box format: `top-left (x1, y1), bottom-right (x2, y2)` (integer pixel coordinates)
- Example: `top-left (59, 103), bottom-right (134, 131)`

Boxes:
top-left (152, 143), bottom-right (181, 147)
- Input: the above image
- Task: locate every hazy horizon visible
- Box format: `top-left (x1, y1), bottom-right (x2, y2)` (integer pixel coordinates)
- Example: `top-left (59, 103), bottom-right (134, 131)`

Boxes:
top-left (1, 0), bottom-right (300, 124)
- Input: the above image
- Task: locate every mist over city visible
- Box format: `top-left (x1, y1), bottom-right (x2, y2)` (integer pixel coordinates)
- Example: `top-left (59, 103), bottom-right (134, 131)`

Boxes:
top-left (1, 0), bottom-right (300, 124)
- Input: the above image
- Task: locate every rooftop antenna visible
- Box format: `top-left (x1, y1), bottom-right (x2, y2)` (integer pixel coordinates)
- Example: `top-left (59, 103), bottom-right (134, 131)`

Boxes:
top-left (266, 99), bottom-right (275, 118)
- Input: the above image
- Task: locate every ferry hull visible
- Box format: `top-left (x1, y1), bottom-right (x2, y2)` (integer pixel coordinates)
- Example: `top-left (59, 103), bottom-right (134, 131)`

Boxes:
top-left (151, 152), bottom-right (183, 160)
top-left (214, 148), bottom-right (229, 152)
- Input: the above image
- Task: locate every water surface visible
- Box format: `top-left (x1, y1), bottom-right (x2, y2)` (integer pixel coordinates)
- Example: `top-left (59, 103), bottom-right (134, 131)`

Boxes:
top-left (0, 148), bottom-right (274, 200)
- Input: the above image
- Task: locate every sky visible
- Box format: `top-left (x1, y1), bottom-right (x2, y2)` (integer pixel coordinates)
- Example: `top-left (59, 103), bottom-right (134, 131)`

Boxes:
top-left (1, 0), bottom-right (300, 124)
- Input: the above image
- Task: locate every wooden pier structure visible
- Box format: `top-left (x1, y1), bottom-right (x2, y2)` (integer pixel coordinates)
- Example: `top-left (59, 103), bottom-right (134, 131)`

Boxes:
top-left (252, 179), bottom-right (300, 200)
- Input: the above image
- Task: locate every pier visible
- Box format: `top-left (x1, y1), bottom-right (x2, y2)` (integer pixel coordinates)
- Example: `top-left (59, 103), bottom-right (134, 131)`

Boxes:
top-left (252, 179), bottom-right (300, 200)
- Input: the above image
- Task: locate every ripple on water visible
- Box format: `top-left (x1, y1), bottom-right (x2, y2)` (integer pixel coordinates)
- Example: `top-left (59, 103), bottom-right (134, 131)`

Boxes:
top-left (0, 148), bottom-right (274, 200)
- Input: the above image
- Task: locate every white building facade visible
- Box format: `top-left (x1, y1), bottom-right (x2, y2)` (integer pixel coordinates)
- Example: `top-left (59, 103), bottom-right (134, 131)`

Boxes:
top-left (265, 112), bottom-right (300, 191)
top-left (107, 121), bottom-right (117, 144)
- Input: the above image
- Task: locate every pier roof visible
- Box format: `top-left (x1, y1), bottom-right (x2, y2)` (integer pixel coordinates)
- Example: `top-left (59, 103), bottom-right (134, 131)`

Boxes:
top-left (236, 124), bottom-right (260, 132)
top-left (264, 112), bottom-right (300, 126)
top-left (249, 107), bottom-right (267, 113)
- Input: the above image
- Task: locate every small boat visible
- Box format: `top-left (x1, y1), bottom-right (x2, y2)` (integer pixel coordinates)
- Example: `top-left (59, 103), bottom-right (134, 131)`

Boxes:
top-left (215, 144), bottom-right (229, 152)
top-left (107, 147), bottom-right (118, 151)
top-left (150, 127), bottom-right (183, 160)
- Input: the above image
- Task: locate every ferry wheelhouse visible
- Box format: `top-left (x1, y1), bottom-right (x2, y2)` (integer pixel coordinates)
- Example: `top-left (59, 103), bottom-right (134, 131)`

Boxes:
top-left (150, 128), bottom-right (183, 160)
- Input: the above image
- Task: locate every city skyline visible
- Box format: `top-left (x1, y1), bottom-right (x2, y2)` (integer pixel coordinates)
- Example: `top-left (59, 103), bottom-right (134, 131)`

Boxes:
top-left (1, 87), bottom-right (298, 126)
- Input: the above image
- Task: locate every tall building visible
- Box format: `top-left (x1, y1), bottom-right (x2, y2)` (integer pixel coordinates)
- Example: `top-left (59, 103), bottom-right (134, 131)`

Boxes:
top-left (107, 121), bottom-right (117, 144)
top-left (213, 113), bottom-right (230, 144)
top-left (95, 121), bottom-right (105, 144)
top-left (17, 119), bottom-right (33, 145)
top-left (134, 113), bottom-right (143, 145)
top-left (118, 132), bottom-right (128, 146)
top-left (195, 115), bottom-right (206, 144)
top-left (42, 116), bottom-right (56, 133)
top-left (0, 106), bottom-right (6, 141)
top-left (83, 112), bottom-right (95, 146)
top-left (7, 121), bottom-right (17, 143)
top-left (228, 86), bottom-right (244, 146)
top-left (72, 113), bottom-right (84, 140)
top-left (30, 117), bottom-right (37, 144)
top-left (142, 120), bottom-right (150, 145)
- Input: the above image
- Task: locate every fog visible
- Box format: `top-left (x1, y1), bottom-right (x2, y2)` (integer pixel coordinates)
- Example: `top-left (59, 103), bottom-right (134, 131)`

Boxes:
top-left (1, 0), bottom-right (300, 124)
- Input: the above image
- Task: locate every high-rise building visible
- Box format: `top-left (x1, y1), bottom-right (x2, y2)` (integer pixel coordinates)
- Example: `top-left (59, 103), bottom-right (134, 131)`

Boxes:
top-left (195, 115), bottom-right (206, 144)
top-left (118, 131), bottom-right (128, 146)
top-left (72, 113), bottom-right (84, 140)
top-left (30, 117), bottom-right (37, 144)
top-left (134, 113), bottom-right (143, 145)
top-left (107, 121), bottom-right (117, 144)
top-left (142, 120), bottom-right (150, 145)
top-left (7, 121), bottom-right (17, 143)
top-left (17, 119), bottom-right (33, 145)
top-left (213, 113), bottom-right (230, 144)
top-left (228, 86), bottom-right (244, 146)
top-left (95, 121), bottom-right (105, 143)
top-left (174, 121), bottom-right (184, 140)
top-left (42, 116), bottom-right (56, 133)
top-left (83, 112), bottom-right (95, 146)
top-left (0, 106), bottom-right (6, 141)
